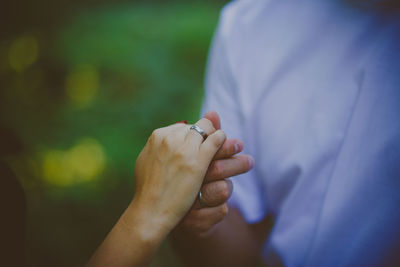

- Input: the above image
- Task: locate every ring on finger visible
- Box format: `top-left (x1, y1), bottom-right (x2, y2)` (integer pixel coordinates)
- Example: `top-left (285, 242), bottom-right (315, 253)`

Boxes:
top-left (190, 125), bottom-right (208, 140)
top-left (198, 190), bottom-right (207, 207)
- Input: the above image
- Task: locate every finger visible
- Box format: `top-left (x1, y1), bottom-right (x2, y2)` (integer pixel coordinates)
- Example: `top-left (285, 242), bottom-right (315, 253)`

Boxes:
top-left (166, 123), bottom-right (190, 142)
top-left (184, 118), bottom-right (216, 146)
top-left (205, 154), bottom-right (254, 182)
top-left (198, 130), bottom-right (226, 164)
top-left (213, 138), bottom-right (243, 160)
top-left (180, 204), bottom-right (229, 234)
top-left (203, 110), bottom-right (221, 130)
top-left (160, 123), bottom-right (188, 135)
top-left (193, 180), bottom-right (233, 209)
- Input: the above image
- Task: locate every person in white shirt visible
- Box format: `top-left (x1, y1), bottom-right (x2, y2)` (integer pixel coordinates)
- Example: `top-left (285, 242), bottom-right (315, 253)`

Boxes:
top-left (171, 0), bottom-right (400, 266)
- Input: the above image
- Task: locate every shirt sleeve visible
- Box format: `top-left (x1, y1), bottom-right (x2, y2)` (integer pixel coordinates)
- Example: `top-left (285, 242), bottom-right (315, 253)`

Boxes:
top-left (200, 6), bottom-right (267, 223)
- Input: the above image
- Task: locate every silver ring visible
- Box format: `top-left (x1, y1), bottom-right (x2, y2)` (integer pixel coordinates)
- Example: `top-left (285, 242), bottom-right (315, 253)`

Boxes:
top-left (189, 125), bottom-right (208, 140)
top-left (199, 191), bottom-right (206, 207)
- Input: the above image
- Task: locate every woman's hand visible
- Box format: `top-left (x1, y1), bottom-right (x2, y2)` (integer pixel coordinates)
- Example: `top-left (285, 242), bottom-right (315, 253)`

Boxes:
top-left (87, 116), bottom-right (226, 267)
top-left (132, 118), bottom-right (226, 233)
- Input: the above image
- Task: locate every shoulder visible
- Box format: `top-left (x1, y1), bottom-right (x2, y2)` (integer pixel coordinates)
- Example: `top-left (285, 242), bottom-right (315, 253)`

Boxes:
top-left (217, 0), bottom-right (271, 39)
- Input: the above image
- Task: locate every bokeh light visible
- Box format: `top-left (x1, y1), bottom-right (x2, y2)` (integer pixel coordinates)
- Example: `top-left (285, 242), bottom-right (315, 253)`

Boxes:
top-left (0, 1), bottom-right (228, 266)
top-left (42, 138), bottom-right (106, 186)
top-left (8, 36), bottom-right (38, 73)
top-left (65, 64), bottom-right (99, 107)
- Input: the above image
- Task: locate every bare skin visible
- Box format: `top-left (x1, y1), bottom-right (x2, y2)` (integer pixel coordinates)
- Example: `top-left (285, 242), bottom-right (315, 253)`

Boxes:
top-left (87, 116), bottom-right (227, 267)
top-left (170, 112), bottom-right (271, 266)
top-left (87, 111), bottom-right (260, 266)
top-left (181, 111), bottom-right (254, 234)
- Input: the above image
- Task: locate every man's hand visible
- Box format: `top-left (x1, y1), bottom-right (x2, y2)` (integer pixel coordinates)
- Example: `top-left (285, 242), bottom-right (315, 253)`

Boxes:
top-left (174, 111), bottom-right (254, 236)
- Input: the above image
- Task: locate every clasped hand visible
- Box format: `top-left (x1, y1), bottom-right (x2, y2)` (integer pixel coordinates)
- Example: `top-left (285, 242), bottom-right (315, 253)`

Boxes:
top-left (87, 111), bottom-right (254, 267)
top-left (133, 111), bottom-right (253, 235)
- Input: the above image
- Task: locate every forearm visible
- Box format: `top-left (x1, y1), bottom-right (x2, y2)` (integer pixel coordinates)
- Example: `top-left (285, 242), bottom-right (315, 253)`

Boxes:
top-left (87, 201), bottom-right (170, 267)
top-left (170, 206), bottom-right (272, 267)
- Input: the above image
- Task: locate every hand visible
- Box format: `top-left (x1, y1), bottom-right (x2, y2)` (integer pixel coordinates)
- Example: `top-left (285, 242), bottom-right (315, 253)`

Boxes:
top-left (87, 116), bottom-right (227, 267)
top-left (132, 116), bottom-right (227, 234)
top-left (173, 111), bottom-right (254, 236)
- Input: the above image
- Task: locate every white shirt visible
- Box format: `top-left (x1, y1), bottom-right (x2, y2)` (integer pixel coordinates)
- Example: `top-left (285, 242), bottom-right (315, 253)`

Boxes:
top-left (201, 0), bottom-right (400, 266)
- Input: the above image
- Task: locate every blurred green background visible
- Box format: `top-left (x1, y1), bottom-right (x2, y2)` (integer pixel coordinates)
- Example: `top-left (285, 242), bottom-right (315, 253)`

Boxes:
top-left (0, 0), bottom-right (227, 265)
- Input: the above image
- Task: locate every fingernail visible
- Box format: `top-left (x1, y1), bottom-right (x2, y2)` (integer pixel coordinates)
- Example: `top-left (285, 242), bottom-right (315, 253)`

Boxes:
top-left (175, 120), bottom-right (188, 124)
top-left (234, 142), bottom-right (243, 153)
top-left (247, 156), bottom-right (254, 169)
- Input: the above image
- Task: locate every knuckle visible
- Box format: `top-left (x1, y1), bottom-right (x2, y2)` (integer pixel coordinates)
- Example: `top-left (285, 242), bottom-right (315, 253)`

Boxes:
top-left (160, 137), bottom-right (170, 149)
top-left (213, 130), bottom-right (226, 147)
top-left (202, 118), bottom-right (215, 131)
top-left (150, 128), bottom-right (163, 143)
top-left (148, 131), bottom-right (156, 144)
top-left (208, 133), bottom-right (221, 149)
top-left (152, 128), bottom-right (162, 137)
top-left (220, 130), bottom-right (227, 140)
top-left (209, 134), bottom-right (219, 146)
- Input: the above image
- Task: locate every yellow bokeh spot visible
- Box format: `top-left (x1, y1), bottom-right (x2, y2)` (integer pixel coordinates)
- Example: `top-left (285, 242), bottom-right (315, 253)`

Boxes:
top-left (67, 138), bottom-right (106, 180)
top-left (43, 150), bottom-right (75, 186)
top-left (42, 138), bottom-right (106, 186)
top-left (9, 36), bottom-right (38, 73)
top-left (66, 64), bottom-right (99, 107)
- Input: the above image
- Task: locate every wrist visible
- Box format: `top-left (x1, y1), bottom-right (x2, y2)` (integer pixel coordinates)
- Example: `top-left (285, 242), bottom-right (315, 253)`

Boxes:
top-left (121, 198), bottom-right (173, 246)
